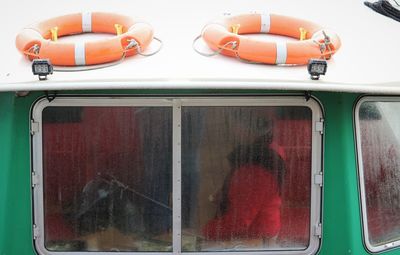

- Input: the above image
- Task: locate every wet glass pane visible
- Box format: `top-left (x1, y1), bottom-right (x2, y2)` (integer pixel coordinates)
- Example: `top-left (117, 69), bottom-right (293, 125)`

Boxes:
top-left (42, 106), bottom-right (172, 252)
top-left (181, 106), bottom-right (312, 251)
top-left (359, 102), bottom-right (400, 246)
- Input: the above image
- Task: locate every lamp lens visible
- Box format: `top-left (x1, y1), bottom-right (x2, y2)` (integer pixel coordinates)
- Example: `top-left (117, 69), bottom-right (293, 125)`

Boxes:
top-left (310, 64), bottom-right (325, 74)
top-left (34, 64), bottom-right (49, 74)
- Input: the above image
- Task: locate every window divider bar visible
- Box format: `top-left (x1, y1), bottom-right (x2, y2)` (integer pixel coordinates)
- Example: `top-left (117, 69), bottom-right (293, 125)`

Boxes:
top-left (172, 99), bottom-right (182, 254)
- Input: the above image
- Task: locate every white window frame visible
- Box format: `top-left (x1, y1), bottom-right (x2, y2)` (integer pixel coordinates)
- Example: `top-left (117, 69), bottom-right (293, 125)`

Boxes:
top-left (31, 96), bottom-right (323, 255)
top-left (355, 96), bottom-right (400, 253)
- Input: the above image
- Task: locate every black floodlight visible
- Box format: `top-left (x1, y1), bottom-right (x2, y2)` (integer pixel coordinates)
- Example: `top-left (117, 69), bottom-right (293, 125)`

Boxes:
top-left (307, 59), bottom-right (327, 80)
top-left (32, 59), bottom-right (53, 80)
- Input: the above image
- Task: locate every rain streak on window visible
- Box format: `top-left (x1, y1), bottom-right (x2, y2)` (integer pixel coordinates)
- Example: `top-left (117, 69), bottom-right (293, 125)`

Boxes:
top-left (42, 106), bottom-right (172, 252)
top-left (181, 106), bottom-right (312, 251)
top-left (359, 102), bottom-right (400, 247)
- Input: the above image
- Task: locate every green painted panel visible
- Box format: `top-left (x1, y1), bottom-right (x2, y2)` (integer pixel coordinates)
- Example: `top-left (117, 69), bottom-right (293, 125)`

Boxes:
top-left (315, 92), bottom-right (363, 255)
top-left (0, 92), bottom-right (35, 255)
top-left (0, 92), bottom-right (14, 254)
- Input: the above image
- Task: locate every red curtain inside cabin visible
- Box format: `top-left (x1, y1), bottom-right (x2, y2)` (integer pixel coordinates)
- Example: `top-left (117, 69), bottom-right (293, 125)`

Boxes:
top-left (274, 118), bottom-right (311, 246)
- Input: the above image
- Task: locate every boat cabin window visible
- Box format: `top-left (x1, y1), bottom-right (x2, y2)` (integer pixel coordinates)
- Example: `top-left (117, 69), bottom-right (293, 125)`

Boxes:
top-left (31, 97), bottom-right (322, 255)
top-left (356, 98), bottom-right (400, 253)
top-left (40, 106), bottom-right (173, 252)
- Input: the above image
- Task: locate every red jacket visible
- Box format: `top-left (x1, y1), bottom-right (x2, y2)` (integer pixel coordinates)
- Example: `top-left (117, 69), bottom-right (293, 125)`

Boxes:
top-left (203, 164), bottom-right (281, 240)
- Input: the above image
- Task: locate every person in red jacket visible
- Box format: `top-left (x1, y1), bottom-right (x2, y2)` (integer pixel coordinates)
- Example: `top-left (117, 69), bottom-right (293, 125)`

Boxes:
top-left (203, 134), bottom-right (285, 243)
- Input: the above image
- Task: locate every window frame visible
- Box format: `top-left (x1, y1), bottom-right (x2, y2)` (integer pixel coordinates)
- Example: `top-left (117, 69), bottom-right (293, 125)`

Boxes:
top-left (31, 96), bottom-right (323, 255)
top-left (355, 96), bottom-right (400, 253)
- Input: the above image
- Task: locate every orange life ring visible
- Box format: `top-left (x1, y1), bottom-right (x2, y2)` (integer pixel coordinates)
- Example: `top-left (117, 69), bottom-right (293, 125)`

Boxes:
top-left (201, 13), bottom-right (341, 65)
top-left (15, 12), bottom-right (154, 66)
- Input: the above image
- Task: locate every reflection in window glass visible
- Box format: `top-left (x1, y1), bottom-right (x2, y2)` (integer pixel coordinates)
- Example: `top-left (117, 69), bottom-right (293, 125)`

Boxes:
top-left (42, 107), bottom-right (172, 252)
top-left (359, 102), bottom-right (400, 247)
top-left (182, 106), bottom-right (312, 251)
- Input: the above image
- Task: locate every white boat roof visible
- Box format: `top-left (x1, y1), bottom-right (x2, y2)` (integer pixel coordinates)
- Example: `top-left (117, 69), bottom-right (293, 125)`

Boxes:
top-left (1, 0), bottom-right (400, 93)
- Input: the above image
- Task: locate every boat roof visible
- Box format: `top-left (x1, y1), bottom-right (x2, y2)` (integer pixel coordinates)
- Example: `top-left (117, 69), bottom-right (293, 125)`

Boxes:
top-left (1, 0), bottom-right (400, 93)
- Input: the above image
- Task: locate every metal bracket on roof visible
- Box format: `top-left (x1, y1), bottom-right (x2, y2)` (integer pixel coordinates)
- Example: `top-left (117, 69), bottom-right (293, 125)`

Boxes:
top-left (45, 91), bottom-right (57, 102)
top-left (304, 91), bottom-right (312, 101)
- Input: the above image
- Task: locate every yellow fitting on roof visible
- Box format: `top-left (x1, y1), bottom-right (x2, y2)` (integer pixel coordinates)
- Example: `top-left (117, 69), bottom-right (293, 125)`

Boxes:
top-left (299, 27), bottom-right (308, 41)
top-left (50, 27), bottom-right (58, 41)
top-left (231, 24), bottom-right (241, 34)
top-left (114, 24), bottom-right (123, 35)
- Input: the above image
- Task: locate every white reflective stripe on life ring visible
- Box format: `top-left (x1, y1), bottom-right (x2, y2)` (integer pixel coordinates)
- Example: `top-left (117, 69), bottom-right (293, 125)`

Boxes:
top-left (260, 13), bottom-right (271, 33)
top-left (275, 41), bottom-right (287, 64)
top-left (74, 41), bottom-right (86, 65)
top-left (81, 12), bottom-right (92, 33)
